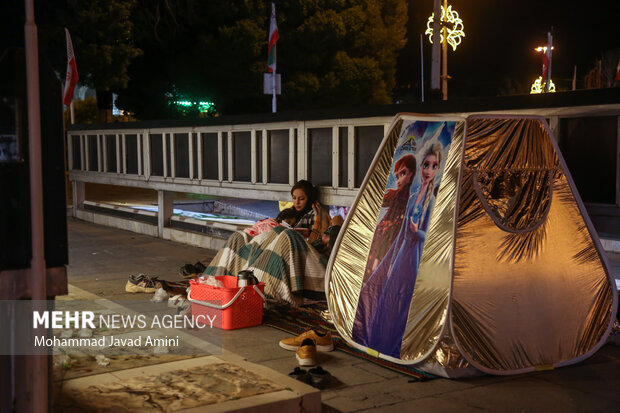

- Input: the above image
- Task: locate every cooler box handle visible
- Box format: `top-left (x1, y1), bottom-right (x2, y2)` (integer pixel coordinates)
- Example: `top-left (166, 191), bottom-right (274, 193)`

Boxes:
top-left (188, 284), bottom-right (265, 310)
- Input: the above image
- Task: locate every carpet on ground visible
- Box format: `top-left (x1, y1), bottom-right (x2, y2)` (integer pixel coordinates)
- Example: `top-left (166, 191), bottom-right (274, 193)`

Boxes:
top-left (263, 302), bottom-right (435, 381)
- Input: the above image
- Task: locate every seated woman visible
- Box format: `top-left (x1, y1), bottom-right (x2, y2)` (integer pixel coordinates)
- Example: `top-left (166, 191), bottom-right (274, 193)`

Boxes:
top-left (202, 180), bottom-right (340, 306)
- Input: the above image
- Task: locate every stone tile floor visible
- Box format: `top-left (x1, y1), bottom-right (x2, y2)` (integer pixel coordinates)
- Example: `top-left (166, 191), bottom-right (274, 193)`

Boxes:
top-left (64, 218), bottom-right (620, 412)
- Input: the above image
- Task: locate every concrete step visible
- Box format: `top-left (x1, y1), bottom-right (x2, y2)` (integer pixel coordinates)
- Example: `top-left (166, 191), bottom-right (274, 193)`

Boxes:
top-left (600, 237), bottom-right (620, 254)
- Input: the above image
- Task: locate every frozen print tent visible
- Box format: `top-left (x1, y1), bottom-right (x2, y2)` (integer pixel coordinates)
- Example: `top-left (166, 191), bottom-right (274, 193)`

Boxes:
top-left (325, 114), bottom-right (617, 377)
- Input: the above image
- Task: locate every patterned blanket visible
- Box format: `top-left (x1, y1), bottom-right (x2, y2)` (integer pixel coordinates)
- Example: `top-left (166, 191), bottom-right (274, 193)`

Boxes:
top-left (203, 226), bottom-right (328, 306)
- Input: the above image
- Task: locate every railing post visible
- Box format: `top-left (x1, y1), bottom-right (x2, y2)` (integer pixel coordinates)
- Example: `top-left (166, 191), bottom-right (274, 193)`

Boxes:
top-left (251, 129), bottom-right (257, 183)
top-left (297, 121), bottom-right (307, 181)
top-left (122, 133), bottom-right (127, 174)
top-left (72, 180), bottom-right (85, 217)
top-left (332, 126), bottom-right (339, 188)
top-left (189, 130), bottom-right (194, 180)
top-left (96, 134), bottom-right (102, 172)
top-left (217, 131), bottom-right (224, 182)
top-left (116, 134), bottom-right (121, 174)
top-left (84, 134), bottom-right (90, 171)
top-left (288, 128), bottom-right (295, 185)
top-left (67, 134), bottom-right (73, 170)
top-left (137, 133), bottom-right (143, 176)
top-left (102, 135), bottom-right (108, 172)
top-left (80, 135), bottom-right (85, 171)
top-left (347, 126), bottom-right (355, 189)
top-left (143, 129), bottom-right (151, 180)
top-left (262, 129), bottom-right (268, 184)
top-left (157, 190), bottom-right (173, 238)
top-left (197, 131), bottom-right (203, 180)
top-left (162, 133), bottom-right (168, 177)
top-left (170, 132), bottom-right (176, 178)
top-left (227, 129), bottom-right (233, 182)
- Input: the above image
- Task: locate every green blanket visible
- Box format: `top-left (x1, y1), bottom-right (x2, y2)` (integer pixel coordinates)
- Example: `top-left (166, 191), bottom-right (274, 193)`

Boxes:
top-left (204, 226), bottom-right (327, 306)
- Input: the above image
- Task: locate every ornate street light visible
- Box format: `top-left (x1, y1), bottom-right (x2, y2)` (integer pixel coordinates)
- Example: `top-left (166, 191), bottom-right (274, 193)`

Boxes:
top-left (425, 5), bottom-right (465, 51)
top-left (425, 4), bottom-right (465, 100)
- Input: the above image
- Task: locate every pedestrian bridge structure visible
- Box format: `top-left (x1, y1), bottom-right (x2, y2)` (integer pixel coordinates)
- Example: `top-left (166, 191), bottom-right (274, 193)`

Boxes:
top-left (67, 91), bottom-right (620, 249)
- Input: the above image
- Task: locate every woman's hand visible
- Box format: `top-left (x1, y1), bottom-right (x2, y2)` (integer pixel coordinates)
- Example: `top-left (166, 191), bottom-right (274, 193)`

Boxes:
top-left (330, 215), bottom-right (344, 227)
top-left (410, 217), bottom-right (418, 232)
top-left (312, 201), bottom-right (321, 217)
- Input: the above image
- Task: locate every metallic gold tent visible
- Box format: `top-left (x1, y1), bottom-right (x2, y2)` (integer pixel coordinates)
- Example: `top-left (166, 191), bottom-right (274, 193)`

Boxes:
top-left (325, 114), bottom-right (617, 377)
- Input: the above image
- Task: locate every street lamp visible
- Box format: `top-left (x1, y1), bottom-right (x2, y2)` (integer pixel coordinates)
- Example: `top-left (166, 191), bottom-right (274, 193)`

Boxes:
top-left (425, 3), bottom-right (465, 100)
top-left (535, 46), bottom-right (554, 53)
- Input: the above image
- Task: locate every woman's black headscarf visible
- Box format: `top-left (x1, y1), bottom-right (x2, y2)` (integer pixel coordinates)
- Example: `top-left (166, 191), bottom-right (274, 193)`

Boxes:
top-left (290, 180), bottom-right (318, 221)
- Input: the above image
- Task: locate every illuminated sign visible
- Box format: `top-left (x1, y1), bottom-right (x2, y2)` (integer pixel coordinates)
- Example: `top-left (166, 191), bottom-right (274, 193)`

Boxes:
top-left (425, 5), bottom-right (465, 51)
top-left (530, 76), bottom-right (556, 94)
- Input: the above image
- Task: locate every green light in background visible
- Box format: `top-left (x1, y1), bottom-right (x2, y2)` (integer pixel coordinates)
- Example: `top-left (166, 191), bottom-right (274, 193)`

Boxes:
top-left (172, 100), bottom-right (216, 113)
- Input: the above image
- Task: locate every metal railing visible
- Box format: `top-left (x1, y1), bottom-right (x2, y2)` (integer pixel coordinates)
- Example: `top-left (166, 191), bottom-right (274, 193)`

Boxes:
top-left (67, 116), bottom-right (393, 207)
top-left (66, 97), bottom-right (620, 245)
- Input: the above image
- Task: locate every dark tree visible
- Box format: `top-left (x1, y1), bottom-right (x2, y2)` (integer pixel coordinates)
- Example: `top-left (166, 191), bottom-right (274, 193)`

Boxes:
top-left (39, 0), bottom-right (142, 122)
top-left (116, 0), bottom-right (408, 119)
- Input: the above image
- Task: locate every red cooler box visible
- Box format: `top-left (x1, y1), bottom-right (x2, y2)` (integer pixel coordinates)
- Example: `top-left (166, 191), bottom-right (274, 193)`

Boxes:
top-left (188, 275), bottom-right (266, 330)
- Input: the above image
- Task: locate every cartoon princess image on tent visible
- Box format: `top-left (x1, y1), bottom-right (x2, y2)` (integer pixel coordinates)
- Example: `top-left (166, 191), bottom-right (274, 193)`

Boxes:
top-left (352, 138), bottom-right (418, 341)
top-left (352, 121), bottom-right (452, 358)
top-left (364, 153), bottom-right (417, 279)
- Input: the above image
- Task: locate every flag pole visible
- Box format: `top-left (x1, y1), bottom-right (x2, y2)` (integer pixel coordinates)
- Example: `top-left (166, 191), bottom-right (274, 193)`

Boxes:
top-left (545, 31), bottom-right (553, 93)
top-left (420, 33), bottom-right (424, 103)
top-left (269, 2), bottom-right (278, 113)
top-left (70, 100), bottom-right (75, 124)
top-left (63, 27), bottom-right (79, 119)
top-left (272, 50), bottom-right (277, 113)
top-left (430, 0), bottom-right (441, 95)
top-left (63, 80), bottom-right (75, 124)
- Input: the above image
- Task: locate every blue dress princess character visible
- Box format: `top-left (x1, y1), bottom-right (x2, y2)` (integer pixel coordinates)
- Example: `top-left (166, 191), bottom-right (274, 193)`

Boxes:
top-left (355, 142), bottom-right (442, 358)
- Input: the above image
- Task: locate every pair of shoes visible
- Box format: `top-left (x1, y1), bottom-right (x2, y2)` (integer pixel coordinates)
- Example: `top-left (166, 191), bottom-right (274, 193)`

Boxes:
top-left (296, 338), bottom-right (317, 366)
top-left (125, 274), bottom-right (162, 293)
top-left (288, 366), bottom-right (331, 389)
top-left (279, 329), bottom-right (334, 352)
top-left (179, 261), bottom-right (207, 279)
top-left (280, 329), bottom-right (335, 367)
top-left (167, 294), bottom-right (189, 314)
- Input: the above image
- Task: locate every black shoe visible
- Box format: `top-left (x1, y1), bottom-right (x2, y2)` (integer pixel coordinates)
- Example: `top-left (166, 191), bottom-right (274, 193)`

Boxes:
top-left (179, 263), bottom-right (203, 279)
top-left (288, 367), bottom-right (310, 383)
top-left (179, 261), bottom-right (207, 279)
top-left (308, 366), bottom-right (331, 389)
top-left (194, 261), bottom-right (207, 274)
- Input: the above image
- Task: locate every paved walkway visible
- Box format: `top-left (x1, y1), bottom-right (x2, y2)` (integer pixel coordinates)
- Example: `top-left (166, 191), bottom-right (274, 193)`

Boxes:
top-left (64, 218), bottom-right (620, 413)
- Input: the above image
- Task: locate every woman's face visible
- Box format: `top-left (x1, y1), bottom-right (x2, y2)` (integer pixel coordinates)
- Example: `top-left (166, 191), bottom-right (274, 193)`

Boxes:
top-left (292, 188), bottom-right (309, 211)
top-left (421, 154), bottom-right (439, 184)
top-left (395, 166), bottom-right (414, 191)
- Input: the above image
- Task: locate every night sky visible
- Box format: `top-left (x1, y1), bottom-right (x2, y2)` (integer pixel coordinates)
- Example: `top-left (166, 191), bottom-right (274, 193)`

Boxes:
top-left (1, 1), bottom-right (617, 102)
top-left (397, 0), bottom-right (620, 98)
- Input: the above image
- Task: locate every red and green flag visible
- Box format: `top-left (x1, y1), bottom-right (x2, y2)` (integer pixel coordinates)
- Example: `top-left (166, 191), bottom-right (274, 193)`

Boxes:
top-left (268, 3), bottom-right (279, 73)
